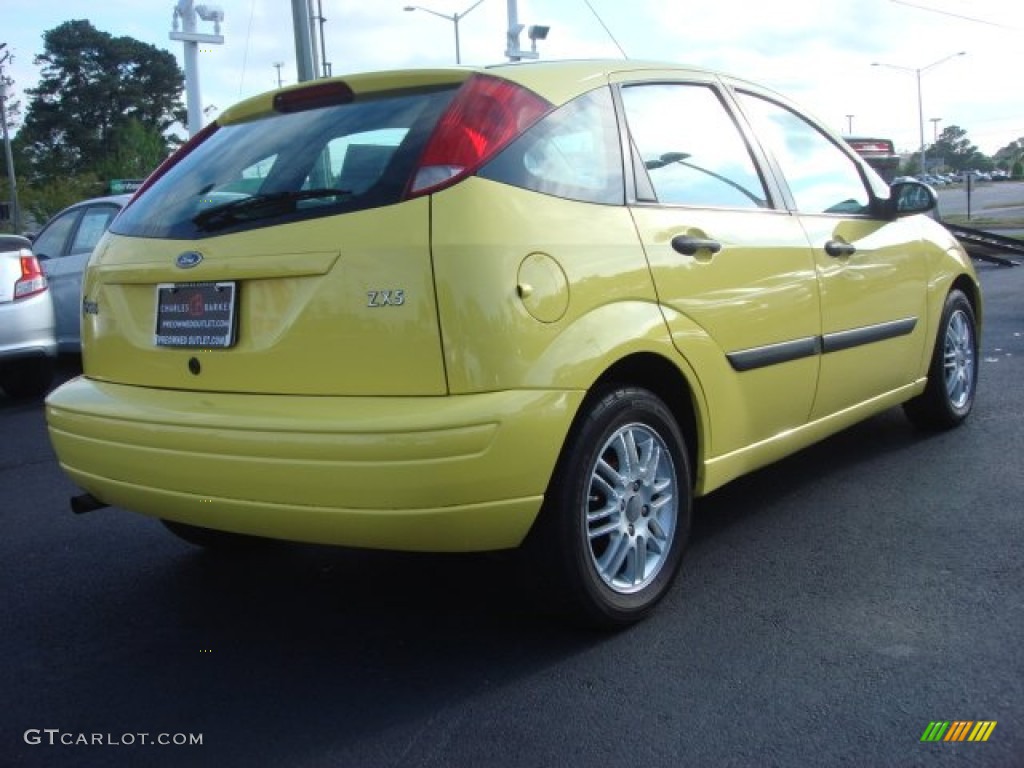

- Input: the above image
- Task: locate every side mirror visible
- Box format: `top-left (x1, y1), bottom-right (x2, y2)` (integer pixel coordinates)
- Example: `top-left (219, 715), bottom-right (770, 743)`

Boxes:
top-left (888, 180), bottom-right (937, 218)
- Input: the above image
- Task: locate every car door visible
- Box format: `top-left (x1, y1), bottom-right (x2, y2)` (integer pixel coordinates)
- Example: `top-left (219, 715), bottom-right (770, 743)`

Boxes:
top-left (734, 91), bottom-right (929, 419)
top-left (37, 203), bottom-right (122, 351)
top-left (615, 76), bottom-right (822, 462)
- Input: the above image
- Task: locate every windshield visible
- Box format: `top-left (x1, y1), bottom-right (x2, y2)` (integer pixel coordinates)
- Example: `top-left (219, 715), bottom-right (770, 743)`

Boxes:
top-left (112, 86), bottom-right (458, 239)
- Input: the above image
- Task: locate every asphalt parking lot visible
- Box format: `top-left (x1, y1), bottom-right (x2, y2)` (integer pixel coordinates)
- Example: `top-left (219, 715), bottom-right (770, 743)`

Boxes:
top-left (1, 261), bottom-right (1022, 767)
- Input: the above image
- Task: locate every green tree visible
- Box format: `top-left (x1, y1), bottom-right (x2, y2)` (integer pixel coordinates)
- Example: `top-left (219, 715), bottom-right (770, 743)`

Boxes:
top-left (17, 20), bottom-right (184, 182)
top-left (95, 119), bottom-right (169, 180)
top-left (19, 172), bottom-right (104, 227)
top-left (993, 137), bottom-right (1024, 172)
top-left (929, 125), bottom-right (989, 173)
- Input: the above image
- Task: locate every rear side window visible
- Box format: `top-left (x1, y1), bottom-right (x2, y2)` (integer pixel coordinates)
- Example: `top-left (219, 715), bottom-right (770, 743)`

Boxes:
top-left (478, 87), bottom-right (624, 205)
top-left (70, 205), bottom-right (120, 255)
top-left (112, 87), bottom-right (458, 239)
top-left (620, 83), bottom-right (769, 210)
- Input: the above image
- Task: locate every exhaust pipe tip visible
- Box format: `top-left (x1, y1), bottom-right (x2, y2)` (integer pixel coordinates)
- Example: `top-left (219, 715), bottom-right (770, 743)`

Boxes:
top-left (70, 493), bottom-right (110, 515)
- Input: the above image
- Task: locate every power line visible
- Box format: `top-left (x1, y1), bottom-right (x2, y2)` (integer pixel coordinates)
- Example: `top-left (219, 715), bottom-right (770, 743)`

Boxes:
top-left (890, 0), bottom-right (1020, 30)
top-left (239, 0), bottom-right (257, 98)
top-left (582, 0), bottom-right (628, 59)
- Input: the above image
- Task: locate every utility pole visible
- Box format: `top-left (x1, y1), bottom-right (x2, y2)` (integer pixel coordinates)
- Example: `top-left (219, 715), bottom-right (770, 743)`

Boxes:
top-left (273, 61), bottom-right (285, 88)
top-left (170, 1), bottom-right (225, 137)
top-left (291, 0), bottom-right (316, 82)
top-left (845, 114), bottom-right (854, 134)
top-left (505, 0), bottom-right (548, 61)
top-left (506, 0), bottom-right (524, 61)
top-left (0, 44), bottom-right (20, 233)
top-left (313, 0), bottom-right (330, 77)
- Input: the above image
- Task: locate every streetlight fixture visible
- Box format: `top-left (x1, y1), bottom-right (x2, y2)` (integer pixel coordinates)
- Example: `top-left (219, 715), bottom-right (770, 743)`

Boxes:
top-left (872, 51), bottom-right (965, 175)
top-left (404, 0), bottom-right (487, 65)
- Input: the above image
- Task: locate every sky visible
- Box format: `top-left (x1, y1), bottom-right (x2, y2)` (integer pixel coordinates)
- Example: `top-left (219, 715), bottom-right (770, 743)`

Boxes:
top-left (1, 0), bottom-right (1021, 156)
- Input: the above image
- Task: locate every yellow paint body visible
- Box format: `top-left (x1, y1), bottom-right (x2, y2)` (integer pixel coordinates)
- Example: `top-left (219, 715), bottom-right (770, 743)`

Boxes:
top-left (46, 61), bottom-right (980, 551)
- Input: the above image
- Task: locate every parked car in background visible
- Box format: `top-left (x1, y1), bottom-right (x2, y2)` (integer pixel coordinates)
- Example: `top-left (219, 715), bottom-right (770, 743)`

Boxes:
top-left (46, 61), bottom-right (981, 626)
top-left (0, 235), bottom-right (56, 398)
top-left (31, 194), bottom-right (131, 353)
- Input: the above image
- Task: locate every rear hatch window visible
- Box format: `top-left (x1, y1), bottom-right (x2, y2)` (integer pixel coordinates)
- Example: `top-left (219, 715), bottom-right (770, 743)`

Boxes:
top-left (112, 84), bottom-right (459, 240)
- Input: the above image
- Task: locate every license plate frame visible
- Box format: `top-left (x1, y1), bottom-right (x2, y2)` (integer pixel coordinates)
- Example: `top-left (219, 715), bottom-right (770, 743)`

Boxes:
top-left (154, 281), bottom-right (238, 349)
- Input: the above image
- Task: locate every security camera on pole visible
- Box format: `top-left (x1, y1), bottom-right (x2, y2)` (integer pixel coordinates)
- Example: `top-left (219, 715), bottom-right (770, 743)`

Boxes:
top-left (506, 0), bottom-right (549, 62)
top-left (170, 1), bottom-right (225, 137)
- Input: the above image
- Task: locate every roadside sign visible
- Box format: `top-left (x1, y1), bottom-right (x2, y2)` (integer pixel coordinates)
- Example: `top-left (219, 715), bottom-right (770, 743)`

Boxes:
top-left (108, 179), bottom-right (145, 195)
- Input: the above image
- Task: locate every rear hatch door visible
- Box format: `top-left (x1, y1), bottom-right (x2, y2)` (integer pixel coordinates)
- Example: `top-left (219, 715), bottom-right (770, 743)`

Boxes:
top-left (85, 74), bottom-right (469, 396)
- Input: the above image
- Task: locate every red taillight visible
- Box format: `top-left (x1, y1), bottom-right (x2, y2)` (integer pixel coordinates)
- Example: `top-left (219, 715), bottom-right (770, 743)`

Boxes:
top-left (407, 74), bottom-right (551, 196)
top-left (14, 251), bottom-right (47, 299)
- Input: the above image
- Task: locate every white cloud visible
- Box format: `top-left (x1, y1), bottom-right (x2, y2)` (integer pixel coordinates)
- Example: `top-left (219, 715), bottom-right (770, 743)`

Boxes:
top-left (3, 0), bottom-right (1021, 154)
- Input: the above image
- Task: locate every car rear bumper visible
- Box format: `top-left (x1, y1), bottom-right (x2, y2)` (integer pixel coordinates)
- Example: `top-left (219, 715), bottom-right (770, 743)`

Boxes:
top-left (0, 292), bottom-right (57, 361)
top-left (46, 377), bottom-right (583, 551)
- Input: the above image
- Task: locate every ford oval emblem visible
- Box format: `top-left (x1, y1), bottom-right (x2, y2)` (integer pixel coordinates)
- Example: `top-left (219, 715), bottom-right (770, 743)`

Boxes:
top-left (176, 251), bottom-right (203, 269)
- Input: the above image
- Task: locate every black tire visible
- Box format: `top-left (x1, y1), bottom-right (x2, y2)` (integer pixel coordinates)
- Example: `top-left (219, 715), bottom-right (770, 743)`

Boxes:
top-left (527, 386), bottom-right (692, 628)
top-left (903, 289), bottom-right (978, 430)
top-left (161, 519), bottom-right (267, 550)
top-left (0, 357), bottom-right (55, 399)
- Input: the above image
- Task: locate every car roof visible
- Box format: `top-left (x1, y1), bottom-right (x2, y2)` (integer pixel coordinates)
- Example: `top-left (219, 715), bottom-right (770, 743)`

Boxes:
top-left (43, 194), bottom-right (133, 223)
top-left (219, 59), bottom-right (786, 126)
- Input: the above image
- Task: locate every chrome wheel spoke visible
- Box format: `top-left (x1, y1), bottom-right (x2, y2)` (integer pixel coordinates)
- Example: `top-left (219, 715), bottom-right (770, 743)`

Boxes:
top-left (588, 517), bottom-right (620, 540)
top-left (648, 516), bottom-right (668, 545)
top-left (942, 309), bottom-right (975, 408)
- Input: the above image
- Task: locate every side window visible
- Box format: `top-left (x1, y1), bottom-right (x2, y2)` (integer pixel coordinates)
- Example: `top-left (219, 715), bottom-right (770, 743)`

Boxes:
top-left (69, 206), bottom-right (119, 255)
top-left (478, 86), bottom-right (624, 205)
top-left (620, 83), bottom-right (769, 209)
top-left (737, 92), bottom-right (871, 215)
top-left (32, 209), bottom-right (79, 260)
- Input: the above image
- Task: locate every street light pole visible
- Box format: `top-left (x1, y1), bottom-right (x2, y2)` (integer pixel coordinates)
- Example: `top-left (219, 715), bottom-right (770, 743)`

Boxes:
top-left (872, 51), bottom-right (965, 176)
top-left (0, 44), bottom-right (21, 233)
top-left (404, 1), bottom-right (486, 65)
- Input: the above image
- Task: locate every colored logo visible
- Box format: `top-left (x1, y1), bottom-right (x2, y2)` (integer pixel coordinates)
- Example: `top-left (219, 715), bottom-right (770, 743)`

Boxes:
top-left (921, 721), bottom-right (997, 742)
top-left (176, 251), bottom-right (203, 269)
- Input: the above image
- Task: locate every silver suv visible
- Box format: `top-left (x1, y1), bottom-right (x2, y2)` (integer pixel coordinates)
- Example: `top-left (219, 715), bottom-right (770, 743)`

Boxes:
top-left (0, 235), bottom-right (56, 398)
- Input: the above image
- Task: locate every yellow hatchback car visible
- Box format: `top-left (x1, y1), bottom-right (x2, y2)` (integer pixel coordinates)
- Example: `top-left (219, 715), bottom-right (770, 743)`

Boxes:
top-left (46, 60), bottom-right (980, 626)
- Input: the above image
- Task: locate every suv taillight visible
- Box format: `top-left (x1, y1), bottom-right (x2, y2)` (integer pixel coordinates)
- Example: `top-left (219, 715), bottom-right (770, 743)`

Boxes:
top-left (407, 74), bottom-right (551, 197)
top-left (14, 252), bottom-right (48, 299)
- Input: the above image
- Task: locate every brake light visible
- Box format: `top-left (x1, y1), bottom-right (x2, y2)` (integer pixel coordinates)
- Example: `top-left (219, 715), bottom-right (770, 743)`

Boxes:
top-left (274, 81), bottom-right (354, 113)
top-left (407, 74), bottom-right (551, 196)
top-left (14, 251), bottom-right (47, 299)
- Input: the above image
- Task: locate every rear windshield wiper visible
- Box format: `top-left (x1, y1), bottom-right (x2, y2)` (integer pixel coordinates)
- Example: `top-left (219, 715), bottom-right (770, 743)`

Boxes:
top-left (192, 188), bottom-right (353, 231)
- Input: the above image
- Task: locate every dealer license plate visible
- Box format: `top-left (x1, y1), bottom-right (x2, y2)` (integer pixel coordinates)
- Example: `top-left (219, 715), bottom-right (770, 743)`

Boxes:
top-left (155, 282), bottom-right (237, 348)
